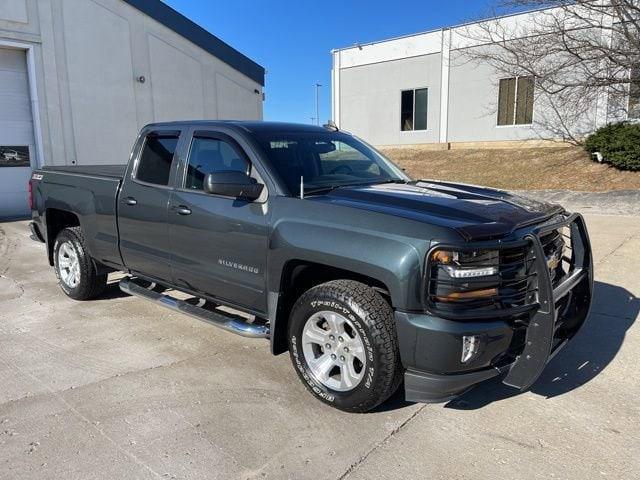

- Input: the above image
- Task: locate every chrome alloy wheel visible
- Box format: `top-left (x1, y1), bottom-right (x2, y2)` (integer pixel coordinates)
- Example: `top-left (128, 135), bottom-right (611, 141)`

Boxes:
top-left (301, 310), bottom-right (366, 392)
top-left (57, 241), bottom-right (80, 288)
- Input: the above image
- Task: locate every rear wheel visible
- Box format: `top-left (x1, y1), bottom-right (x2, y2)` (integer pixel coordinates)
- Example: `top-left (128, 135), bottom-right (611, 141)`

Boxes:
top-left (288, 280), bottom-right (402, 412)
top-left (53, 227), bottom-right (107, 300)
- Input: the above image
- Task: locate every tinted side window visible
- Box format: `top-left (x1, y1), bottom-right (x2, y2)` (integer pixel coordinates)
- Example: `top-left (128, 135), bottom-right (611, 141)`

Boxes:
top-left (497, 76), bottom-right (534, 126)
top-left (400, 88), bottom-right (428, 131)
top-left (497, 78), bottom-right (516, 126)
top-left (135, 134), bottom-right (179, 185)
top-left (185, 137), bottom-right (249, 191)
top-left (400, 90), bottom-right (414, 131)
top-left (515, 76), bottom-right (534, 125)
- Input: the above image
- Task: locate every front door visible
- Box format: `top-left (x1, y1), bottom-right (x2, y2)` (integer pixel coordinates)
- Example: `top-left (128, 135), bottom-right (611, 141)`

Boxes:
top-left (118, 129), bottom-right (182, 281)
top-left (168, 130), bottom-right (269, 313)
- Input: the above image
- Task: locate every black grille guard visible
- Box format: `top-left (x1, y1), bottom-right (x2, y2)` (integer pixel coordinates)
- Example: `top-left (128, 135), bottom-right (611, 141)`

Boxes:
top-left (503, 213), bottom-right (594, 390)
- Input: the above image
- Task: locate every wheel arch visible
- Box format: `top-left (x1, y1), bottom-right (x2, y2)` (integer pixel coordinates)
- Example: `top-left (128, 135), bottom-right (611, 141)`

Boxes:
top-left (269, 259), bottom-right (395, 356)
top-left (45, 208), bottom-right (80, 265)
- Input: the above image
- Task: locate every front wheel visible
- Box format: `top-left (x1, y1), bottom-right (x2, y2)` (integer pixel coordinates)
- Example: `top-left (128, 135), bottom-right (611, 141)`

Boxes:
top-left (288, 280), bottom-right (402, 412)
top-left (53, 227), bottom-right (107, 300)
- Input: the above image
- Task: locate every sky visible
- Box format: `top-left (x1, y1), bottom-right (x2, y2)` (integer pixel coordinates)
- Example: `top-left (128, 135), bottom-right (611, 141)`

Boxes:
top-left (162, 0), bottom-right (523, 125)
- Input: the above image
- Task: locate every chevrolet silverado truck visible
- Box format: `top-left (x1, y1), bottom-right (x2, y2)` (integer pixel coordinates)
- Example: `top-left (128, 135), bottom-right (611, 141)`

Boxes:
top-left (29, 121), bottom-right (593, 412)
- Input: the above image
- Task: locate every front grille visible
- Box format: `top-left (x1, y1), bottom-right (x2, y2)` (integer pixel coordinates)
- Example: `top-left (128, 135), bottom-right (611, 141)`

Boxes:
top-left (539, 228), bottom-right (572, 287)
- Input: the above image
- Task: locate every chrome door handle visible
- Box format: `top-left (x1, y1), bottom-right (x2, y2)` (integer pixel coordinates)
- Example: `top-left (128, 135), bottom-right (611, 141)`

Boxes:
top-left (175, 205), bottom-right (192, 216)
top-left (123, 197), bottom-right (137, 206)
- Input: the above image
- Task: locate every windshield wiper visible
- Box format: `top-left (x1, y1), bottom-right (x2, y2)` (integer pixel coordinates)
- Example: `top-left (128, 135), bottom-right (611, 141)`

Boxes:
top-left (304, 179), bottom-right (408, 196)
top-left (304, 185), bottom-right (344, 195)
top-left (367, 179), bottom-right (409, 186)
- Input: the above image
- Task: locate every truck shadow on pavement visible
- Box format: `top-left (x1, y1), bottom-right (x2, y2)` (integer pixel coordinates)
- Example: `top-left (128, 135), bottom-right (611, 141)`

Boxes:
top-left (445, 281), bottom-right (638, 410)
top-left (95, 278), bottom-right (131, 300)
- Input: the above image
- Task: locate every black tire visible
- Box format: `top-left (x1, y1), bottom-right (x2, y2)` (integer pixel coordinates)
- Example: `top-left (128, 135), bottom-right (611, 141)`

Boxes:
top-left (288, 280), bottom-right (402, 413)
top-left (53, 227), bottom-right (107, 300)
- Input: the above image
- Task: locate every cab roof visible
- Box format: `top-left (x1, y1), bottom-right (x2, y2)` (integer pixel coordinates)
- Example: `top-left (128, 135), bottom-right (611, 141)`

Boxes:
top-left (144, 120), bottom-right (339, 135)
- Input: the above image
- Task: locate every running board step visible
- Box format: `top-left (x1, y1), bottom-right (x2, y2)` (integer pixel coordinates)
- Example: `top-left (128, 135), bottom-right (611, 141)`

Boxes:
top-left (119, 277), bottom-right (269, 339)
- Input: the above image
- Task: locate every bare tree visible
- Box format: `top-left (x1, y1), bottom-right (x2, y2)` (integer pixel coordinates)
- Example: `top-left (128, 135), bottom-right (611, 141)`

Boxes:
top-left (457, 1), bottom-right (640, 143)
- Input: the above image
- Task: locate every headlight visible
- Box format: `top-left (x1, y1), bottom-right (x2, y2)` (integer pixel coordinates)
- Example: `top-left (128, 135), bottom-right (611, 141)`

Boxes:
top-left (442, 265), bottom-right (498, 278)
top-left (429, 248), bottom-right (500, 301)
top-left (427, 239), bottom-right (550, 318)
top-left (432, 248), bottom-right (500, 278)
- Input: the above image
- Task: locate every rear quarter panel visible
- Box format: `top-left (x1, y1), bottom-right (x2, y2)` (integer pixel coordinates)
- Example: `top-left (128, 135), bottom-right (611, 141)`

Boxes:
top-left (33, 170), bottom-right (123, 268)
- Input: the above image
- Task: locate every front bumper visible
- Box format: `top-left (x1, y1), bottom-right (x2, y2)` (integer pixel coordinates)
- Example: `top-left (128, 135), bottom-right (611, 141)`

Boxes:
top-left (397, 213), bottom-right (593, 403)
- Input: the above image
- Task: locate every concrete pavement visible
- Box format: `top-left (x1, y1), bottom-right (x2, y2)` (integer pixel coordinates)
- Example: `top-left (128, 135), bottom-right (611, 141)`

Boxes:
top-left (514, 189), bottom-right (640, 216)
top-left (0, 214), bottom-right (638, 479)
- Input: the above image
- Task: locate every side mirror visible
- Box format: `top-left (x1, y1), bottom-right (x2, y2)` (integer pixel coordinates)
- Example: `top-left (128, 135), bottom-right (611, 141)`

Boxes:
top-left (204, 171), bottom-right (264, 201)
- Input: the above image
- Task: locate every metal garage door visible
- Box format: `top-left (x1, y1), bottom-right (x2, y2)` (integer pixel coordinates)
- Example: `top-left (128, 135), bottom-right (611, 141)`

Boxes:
top-left (0, 47), bottom-right (35, 218)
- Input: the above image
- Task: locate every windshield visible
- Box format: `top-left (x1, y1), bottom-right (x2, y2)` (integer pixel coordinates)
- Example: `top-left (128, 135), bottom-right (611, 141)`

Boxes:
top-left (253, 131), bottom-right (410, 195)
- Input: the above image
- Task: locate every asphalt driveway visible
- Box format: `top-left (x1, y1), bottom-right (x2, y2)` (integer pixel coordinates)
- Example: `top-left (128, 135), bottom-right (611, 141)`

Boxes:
top-left (1, 213), bottom-right (638, 479)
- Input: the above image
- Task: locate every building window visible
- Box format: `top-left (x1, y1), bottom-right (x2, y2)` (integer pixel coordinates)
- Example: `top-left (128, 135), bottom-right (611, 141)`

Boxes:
top-left (629, 67), bottom-right (640, 119)
top-left (401, 88), bottom-right (428, 131)
top-left (497, 76), bottom-right (534, 126)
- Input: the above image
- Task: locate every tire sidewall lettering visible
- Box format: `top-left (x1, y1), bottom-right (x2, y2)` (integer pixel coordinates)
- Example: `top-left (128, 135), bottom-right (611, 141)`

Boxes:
top-left (291, 335), bottom-right (336, 402)
top-left (292, 297), bottom-right (380, 406)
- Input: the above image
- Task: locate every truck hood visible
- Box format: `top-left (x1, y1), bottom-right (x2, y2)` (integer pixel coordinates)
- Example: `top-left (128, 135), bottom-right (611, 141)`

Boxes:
top-left (311, 180), bottom-right (564, 241)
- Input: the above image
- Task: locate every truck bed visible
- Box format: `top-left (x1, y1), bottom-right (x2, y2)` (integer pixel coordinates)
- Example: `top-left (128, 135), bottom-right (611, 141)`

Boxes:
top-left (43, 164), bottom-right (126, 179)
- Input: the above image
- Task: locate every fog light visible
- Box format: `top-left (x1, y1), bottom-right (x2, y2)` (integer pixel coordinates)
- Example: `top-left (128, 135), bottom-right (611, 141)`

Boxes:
top-left (461, 335), bottom-right (482, 363)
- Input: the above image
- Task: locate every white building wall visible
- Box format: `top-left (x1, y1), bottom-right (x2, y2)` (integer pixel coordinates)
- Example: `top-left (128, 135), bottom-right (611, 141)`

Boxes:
top-left (339, 53), bottom-right (442, 145)
top-left (0, 0), bottom-right (263, 217)
top-left (332, 7), bottom-right (608, 147)
top-left (446, 47), bottom-right (539, 143)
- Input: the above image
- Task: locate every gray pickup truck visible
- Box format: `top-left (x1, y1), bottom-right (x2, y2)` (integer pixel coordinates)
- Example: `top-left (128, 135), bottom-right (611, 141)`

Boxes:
top-left (29, 121), bottom-right (593, 412)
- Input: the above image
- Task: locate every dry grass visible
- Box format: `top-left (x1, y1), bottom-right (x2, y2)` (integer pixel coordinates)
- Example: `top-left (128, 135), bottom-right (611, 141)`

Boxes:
top-left (381, 146), bottom-right (640, 191)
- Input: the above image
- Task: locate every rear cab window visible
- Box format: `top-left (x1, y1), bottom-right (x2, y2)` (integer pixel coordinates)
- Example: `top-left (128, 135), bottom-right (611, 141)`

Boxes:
top-left (134, 132), bottom-right (180, 186)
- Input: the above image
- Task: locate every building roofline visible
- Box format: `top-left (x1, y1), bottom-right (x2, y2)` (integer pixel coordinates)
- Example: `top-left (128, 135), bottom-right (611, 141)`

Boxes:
top-left (122, 0), bottom-right (265, 86)
top-left (331, 4), bottom-right (557, 53)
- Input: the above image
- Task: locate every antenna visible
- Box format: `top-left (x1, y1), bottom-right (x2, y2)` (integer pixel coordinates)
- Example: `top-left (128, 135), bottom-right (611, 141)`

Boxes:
top-left (323, 120), bottom-right (339, 131)
top-left (300, 176), bottom-right (304, 199)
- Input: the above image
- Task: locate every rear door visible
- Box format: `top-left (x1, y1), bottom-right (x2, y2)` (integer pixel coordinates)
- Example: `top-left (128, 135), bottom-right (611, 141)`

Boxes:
top-left (118, 127), bottom-right (184, 281)
top-left (168, 129), bottom-right (270, 313)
